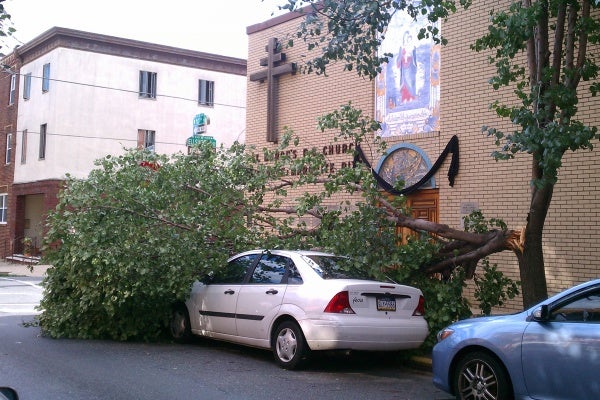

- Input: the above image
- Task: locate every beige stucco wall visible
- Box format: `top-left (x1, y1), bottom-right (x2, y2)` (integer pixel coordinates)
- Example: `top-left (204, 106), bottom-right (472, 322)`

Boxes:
top-left (15, 47), bottom-right (247, 182)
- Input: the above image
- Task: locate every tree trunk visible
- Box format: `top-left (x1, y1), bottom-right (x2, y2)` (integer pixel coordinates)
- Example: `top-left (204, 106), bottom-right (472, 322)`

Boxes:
top-left (518, 227), bottom-right (549, 308)
top-left (518, 167), bottom-right (552, 308)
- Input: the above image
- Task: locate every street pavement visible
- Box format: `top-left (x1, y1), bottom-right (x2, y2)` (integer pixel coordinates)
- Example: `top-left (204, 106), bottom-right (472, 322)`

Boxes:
top-left (0, 259), bottom-right (435, 371)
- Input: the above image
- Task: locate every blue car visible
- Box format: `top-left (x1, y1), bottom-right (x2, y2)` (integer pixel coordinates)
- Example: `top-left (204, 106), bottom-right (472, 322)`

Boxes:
top-left (432, 278), bottom-right (600, 400)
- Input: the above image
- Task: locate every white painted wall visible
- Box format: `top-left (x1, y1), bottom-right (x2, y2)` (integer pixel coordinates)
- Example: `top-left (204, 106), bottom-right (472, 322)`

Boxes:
top-left (14, 47), bottom-right (246, 182)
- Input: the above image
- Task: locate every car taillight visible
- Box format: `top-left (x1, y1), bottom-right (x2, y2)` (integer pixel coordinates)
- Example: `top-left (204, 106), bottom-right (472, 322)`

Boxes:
top-left (324, 291), bottom-right (355, 314)
top-left (412, 295), bottom-right (425, 316)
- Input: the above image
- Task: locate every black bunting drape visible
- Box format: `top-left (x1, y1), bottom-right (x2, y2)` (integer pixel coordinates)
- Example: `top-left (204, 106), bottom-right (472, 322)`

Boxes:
top-left (355, 135), bottom-right (459, 195)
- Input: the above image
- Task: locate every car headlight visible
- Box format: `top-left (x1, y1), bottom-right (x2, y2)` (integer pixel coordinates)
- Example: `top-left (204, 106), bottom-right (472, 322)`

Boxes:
top-left (436, 328), bottom-right (454, 343)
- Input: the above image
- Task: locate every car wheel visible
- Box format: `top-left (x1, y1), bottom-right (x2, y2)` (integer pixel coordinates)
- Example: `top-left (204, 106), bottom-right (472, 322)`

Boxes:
top-left (454, 351), bottom-right (512, 400)
top-left (272, 320), bottom-right (310, 370)
top-left (169, 304), bottom-right (192, 343)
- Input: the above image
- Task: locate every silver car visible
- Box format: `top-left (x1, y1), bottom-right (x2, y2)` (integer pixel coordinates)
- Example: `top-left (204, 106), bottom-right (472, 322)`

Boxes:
top-left (170, 249), bottom-right (428, 369)
top-left (433, 278), bottom-right (600, 400)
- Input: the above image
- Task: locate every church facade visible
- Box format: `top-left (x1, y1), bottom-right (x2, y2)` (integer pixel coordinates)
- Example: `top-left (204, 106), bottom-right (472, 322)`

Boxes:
top-left (246, 2), bottom-right (600, 310)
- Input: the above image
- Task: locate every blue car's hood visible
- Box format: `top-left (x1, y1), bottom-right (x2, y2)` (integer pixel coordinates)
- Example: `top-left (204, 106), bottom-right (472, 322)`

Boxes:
top-left (448, 311), bottom-right (526, 329)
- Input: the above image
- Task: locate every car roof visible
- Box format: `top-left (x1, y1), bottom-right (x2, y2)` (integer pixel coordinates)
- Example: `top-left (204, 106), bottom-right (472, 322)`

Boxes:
top-left (231, 249), bottom-right (336, 259)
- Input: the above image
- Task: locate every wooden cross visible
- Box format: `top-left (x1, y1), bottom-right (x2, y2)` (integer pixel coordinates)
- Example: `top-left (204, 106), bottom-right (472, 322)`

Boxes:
top-left (249, 38), bottom-right (297, 143)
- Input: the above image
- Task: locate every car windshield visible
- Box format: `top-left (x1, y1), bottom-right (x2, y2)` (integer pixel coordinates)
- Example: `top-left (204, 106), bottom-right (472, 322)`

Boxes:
top-left (303, 255), bottom-right (372, 280)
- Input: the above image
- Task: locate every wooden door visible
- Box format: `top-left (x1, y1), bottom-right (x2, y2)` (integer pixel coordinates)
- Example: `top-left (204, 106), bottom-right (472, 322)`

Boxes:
top-left (399, 189), bottom-right (439, 242)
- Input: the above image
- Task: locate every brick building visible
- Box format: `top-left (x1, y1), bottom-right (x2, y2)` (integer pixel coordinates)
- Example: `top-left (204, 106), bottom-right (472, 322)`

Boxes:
top-left (246, 3), bottom-right (600, 310)
top-left (0, 52), bottom-right (19, 257)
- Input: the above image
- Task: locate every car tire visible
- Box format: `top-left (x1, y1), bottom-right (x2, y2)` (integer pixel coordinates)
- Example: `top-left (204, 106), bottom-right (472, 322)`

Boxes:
top-left (272, 320), bottom-right (310, 370)
top-left (454, 351), bottom-right (512, 400)
top-left (169, 304), bottom-right (192, 343)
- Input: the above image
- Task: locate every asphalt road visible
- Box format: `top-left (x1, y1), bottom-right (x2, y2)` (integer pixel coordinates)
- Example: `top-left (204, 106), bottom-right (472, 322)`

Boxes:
top-left (0, 275), bottom-right (43, 315)
top-left (0, 274), bottom-right (453, 400)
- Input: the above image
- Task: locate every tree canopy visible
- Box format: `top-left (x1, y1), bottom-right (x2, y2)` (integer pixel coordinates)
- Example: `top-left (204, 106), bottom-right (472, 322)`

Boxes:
top-left (40, 137), bottom-right (517, 344)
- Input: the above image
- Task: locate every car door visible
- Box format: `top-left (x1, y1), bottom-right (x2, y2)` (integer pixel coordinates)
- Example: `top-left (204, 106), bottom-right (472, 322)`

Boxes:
top-left (190, 254), bottom-right (258, 336)
top-left (235, 253), bottom-right (291, 341)
top-left (521, 287), bottom-right (600, 399)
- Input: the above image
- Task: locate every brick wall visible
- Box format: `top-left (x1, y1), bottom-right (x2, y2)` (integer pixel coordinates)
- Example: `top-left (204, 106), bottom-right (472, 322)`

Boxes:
top-left (248, 2), bottom-right (600, 311)
top-left (0, 53), bottom-right (19, 257)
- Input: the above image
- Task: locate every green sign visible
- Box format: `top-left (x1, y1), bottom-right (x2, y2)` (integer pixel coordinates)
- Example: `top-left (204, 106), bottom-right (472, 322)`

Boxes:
top-left (186, 135), bottom-right (216, 147)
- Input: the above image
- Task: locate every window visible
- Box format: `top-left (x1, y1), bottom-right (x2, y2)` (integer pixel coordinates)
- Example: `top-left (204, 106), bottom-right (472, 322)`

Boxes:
top-left (9, 74), bottom-right (16, 105)
top-left (213, 254), bottom-right (258, 284)
top-left (0, 194), bottom-right (6, 223)
top-left (286, 263), bottom-right (304, 285)
top-left (23, 73), bottom-right (32, 100)
top-left (137, 129), bottom-right (156, 152)
top-left (305, 255), bottom-right (372, 280)
top-left (39, 124), bottom-right (47, 159)
top-left (139, 71), bottom-right (157, 99)
top-left (249, 254), bottom-right (289, 284)
top-left (21, 129), bottom-right (27, 164)
top-left (551, 289), bottom-right (600, 323)
top-left (198, 79), bottom-right (214, 106)
top-left (5, 133), bottom-right (12, 164)
top-left (42, 63), bottom-right (51, 92)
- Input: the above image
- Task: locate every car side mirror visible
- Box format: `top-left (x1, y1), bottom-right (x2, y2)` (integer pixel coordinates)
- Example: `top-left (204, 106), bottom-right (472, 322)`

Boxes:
top-left (533, 305), bottom-right (550, 322)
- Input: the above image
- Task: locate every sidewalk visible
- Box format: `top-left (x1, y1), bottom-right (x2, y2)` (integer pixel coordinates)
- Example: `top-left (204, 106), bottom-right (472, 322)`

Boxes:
top-left (0, 260), bottom-right (49, 277)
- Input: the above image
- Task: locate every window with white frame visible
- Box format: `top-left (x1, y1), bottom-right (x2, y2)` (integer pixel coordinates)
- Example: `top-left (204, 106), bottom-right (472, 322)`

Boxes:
top-left (198, 79), bottom-right (214, 106)
top-left (138, 129), bottom-right (156, 152)
top-left (0, 194), bottom-right (7, 224)
top-left (21, 129), bottom-right (27, 164)
top-left (23, 73), bottom-right (32, 100)
top-left (139, 71), bottom-right (157, 99)
top-left (39, 124), bottom-right (47, 159)
top-left (5, 133), bottom-right (12, 164)
top-left (9, 74), bottom-right (16, 105)
top-left (42, 63), bottom-right (51, 92)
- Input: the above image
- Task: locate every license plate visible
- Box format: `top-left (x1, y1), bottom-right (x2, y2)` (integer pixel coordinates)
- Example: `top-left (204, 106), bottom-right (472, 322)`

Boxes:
top-left (376, 296), bottom-right (396, 312)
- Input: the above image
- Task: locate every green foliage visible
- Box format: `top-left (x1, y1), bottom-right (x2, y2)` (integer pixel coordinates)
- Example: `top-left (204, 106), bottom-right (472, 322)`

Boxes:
top-left (463, 210), bottom-right (521, 316)
top-left (37, 104), bottom-right (523, 350)
top-left (38, 111), bottom-right (520, 355)
top-left (474, 258), bottom-right (520, 316)
top-left (463, 210), bottom-right (507, 233)
top-left (280, 0), bottom-right (471, 79)
top-left (39, 136), bottom-right (395, 340)
top-left (40, 145), bottom-right (252, 340)
top-left (473, 0), bottom-right (600, 187)
top-left (34, 125), bottom-right (440, 345)
top-left (382, 238), bottom-right (473, 349)
top-left (0, 0), bottom-right (15, 43)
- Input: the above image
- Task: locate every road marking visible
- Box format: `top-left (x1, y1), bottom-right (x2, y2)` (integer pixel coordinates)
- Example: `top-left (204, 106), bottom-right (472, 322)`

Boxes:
top-left (0, 277), bottom-right (43, 290)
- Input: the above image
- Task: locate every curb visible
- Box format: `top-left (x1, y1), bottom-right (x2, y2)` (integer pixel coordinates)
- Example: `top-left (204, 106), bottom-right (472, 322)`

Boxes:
top-left (409, 355), bottom-right (433, 372)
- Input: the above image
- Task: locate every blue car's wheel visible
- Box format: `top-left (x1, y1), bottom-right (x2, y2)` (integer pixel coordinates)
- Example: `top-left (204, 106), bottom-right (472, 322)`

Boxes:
top-left (454, 351), bottom-right (512, 400)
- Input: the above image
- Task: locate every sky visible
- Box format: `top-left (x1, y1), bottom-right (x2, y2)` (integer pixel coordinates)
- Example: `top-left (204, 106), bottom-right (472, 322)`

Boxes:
top-left (1, 0), bottom-right (287, 59)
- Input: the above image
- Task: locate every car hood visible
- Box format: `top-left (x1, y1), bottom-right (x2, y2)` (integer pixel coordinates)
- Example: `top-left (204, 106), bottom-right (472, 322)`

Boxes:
top-left (447, 311), bottom-right (526, 329)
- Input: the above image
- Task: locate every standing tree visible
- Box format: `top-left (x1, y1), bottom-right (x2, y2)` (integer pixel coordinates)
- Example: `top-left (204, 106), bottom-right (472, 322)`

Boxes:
top-left (279, 0), bottom-right (599, 307)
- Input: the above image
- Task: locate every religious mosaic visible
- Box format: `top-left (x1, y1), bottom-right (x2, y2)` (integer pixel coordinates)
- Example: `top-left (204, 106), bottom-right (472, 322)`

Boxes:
top-left (375, 7), bottom-right (441, 137)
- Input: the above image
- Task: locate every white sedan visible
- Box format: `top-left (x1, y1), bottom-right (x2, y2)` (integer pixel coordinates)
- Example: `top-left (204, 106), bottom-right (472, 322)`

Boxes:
top-left (169, 249), bottom-right (428, 369)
